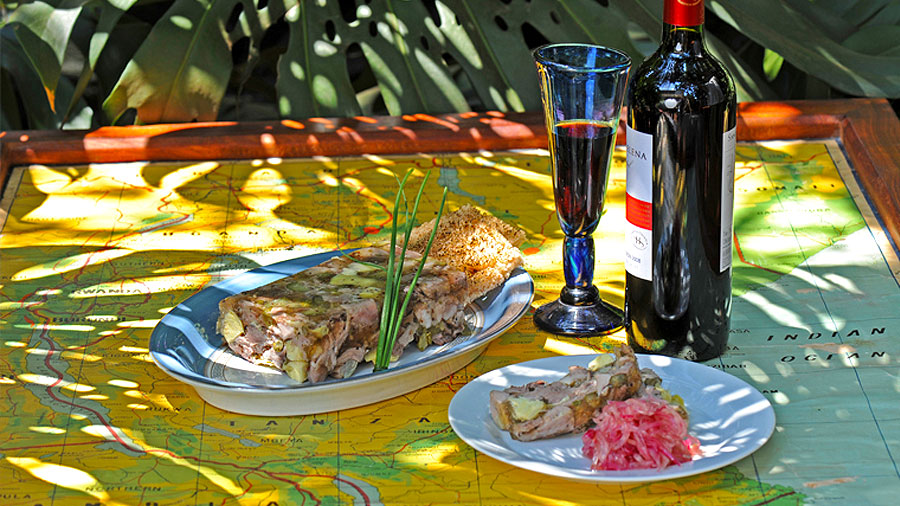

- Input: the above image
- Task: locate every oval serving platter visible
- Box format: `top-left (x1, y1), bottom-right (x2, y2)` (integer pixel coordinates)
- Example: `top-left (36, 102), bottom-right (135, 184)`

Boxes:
top-left (149, 250), bottom-right (534, 416)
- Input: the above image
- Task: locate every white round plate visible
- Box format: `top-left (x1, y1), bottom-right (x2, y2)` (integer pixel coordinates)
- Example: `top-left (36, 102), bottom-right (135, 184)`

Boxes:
top-left (149, 250), bottom-right (533, 416)
top-left (448, 354), bottom-right (775, 483)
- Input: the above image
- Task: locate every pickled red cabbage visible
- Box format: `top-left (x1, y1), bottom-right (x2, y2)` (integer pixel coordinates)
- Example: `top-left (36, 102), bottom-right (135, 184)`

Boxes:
top-left (582, 396), bottom-right (700, 471)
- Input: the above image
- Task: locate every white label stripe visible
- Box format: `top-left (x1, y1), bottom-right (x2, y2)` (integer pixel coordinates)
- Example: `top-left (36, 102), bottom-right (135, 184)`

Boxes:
top-left (625, 126), bottom-right (653, 281)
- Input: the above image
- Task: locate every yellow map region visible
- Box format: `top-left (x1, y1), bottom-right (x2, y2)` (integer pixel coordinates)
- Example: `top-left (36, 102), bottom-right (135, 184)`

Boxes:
top-left (1, 141), bottom-right (899, 505)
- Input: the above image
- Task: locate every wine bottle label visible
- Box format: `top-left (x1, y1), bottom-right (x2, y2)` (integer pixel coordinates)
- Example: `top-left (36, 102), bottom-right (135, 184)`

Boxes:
top-left (625, 126), bottom-right (653, 281)
top-left (721, 126), bottom-right (737, 272)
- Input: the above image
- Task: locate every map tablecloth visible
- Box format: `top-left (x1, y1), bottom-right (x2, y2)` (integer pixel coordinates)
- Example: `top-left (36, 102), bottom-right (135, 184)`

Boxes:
top-left (1, 140), bottom-right (898, 505)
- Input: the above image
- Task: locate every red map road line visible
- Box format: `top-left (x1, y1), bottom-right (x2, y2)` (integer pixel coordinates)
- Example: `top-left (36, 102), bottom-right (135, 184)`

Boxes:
top-left (733, 232), bottom-right (783, 275)
top-left (0, 440), bottom-right (101, 452)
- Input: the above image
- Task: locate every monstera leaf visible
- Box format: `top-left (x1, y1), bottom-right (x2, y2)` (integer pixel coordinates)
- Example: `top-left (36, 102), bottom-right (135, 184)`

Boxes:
top-left (2, 0), bottom-right (898, 128)
top-left (104, 0), bottom-right (651, 121)
top-left (2, 25), bottom-right (60, 130)
top-left (9, 0), bottom-right (85, 106)
top-left (7, 0), bottom-right (86, 109)
top-left (64, 0), bottom-right (140, 123)
top-left (1, 22), bottom-right (93, 130)
top-left (710, 0), bottom-right (900, 97)
top-left (272, 0), bottom-right (645, 117)
top-left (102, 0), bottom-right (253, 123)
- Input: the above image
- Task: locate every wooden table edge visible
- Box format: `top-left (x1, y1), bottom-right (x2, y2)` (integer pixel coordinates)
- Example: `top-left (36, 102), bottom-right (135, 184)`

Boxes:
top-left (3, 98), bottom-right (899, 246)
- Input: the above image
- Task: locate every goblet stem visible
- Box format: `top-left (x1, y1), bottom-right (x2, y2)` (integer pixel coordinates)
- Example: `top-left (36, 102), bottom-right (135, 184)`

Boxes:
top-left (533, 231), bottom-right (622, 336)
top-left (561, 235), bottom-right (600, 306)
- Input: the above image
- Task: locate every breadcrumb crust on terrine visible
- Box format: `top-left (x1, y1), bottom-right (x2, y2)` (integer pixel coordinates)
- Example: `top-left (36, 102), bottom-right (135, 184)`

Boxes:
top-left (407, 204), bottom-right (526, 302)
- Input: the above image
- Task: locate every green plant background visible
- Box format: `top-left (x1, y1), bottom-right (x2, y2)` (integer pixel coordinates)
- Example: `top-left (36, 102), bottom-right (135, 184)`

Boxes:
top-left (2, 0), bottom-right (899, 129)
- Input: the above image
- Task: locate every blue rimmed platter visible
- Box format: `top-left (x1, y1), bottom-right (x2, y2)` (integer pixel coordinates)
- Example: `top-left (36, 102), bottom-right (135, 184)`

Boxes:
top-left (149, 250), bottom-right (534, 416)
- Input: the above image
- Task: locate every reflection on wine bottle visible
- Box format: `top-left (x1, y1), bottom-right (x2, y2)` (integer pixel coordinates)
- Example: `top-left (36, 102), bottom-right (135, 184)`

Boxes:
top-left (652, 113), bottom-right (690, 321)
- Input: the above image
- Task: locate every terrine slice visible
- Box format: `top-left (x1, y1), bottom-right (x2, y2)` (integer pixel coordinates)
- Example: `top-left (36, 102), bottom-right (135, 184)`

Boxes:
top-left (489, 346), bottom-right (643, 441)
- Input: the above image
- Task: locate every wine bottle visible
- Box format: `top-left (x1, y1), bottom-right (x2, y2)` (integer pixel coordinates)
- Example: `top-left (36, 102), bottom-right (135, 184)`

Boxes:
top-left (624, 0), bottom-right (737, 361)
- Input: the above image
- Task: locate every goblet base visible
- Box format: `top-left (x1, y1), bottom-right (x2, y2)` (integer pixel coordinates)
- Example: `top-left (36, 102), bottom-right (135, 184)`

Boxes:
top-left (533, 296), bottom-right (624, 336)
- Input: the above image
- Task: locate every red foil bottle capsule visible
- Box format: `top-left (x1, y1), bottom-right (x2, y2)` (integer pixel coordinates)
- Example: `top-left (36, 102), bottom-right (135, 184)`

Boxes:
top-left (664, 0), bottom-right (705, 27)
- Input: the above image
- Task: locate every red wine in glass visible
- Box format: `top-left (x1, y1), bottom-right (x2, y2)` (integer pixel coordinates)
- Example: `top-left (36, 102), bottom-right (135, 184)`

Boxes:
top-left (551, 120), bottom-right (617, 238)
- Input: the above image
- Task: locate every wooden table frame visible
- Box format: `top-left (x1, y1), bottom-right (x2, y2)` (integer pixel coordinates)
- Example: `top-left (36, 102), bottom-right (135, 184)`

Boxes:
top-left (2, 98), bottom-right (899, 247)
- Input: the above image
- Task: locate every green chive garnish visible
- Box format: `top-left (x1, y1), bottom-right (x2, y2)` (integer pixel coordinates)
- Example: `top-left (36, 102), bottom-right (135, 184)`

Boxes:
top-left (374, 169), bottom-right (448, 371)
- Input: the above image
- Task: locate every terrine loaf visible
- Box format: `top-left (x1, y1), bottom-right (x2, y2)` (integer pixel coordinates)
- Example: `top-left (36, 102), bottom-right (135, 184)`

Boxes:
top-left (216, 206), bottom-right (527, 384)
top-left (217, 247), bottom-right (469, 383)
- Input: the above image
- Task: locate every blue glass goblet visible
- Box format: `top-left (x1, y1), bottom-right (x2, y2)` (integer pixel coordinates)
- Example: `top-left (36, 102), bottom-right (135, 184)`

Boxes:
top-left (532, 43), bottom-right (631, 336)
